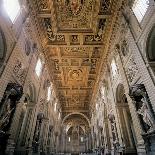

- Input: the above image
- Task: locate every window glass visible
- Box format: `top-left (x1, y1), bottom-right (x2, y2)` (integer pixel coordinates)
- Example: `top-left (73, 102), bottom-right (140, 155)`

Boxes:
top-left (3, 0), bottom-right (20, 22)
top-left (68, 137), bottom-right (71, 142)
top-left (132, 0), bottom-right (149, 22)
top-left (47, 87), bottom-right (51, 101)
top-left (111, 59), bottom-right (117, 77)
top-left (54, 102), bottom-right (57, 112)
top-left (58, 112), bottom-right (60, 119)
top-left (35, 58), bottom-right (42, 77)
top-left (81, 137), bottom-right (84, 142)
top-left (96, 103), bottom-right (98, 110)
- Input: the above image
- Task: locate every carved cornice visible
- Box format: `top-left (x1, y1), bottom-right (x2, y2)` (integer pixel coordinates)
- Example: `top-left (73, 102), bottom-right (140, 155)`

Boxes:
top-left (91, 0), bottom-right (128, 107)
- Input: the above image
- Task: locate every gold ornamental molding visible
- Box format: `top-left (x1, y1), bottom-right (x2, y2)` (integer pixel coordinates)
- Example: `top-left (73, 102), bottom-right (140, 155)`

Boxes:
top-left (91, 0), bottom-right (129, 107)
top-left (26, 0), bottom-right (128, 119)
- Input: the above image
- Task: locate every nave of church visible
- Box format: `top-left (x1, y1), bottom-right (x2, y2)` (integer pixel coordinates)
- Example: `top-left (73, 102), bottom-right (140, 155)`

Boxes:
top-left (0, 0), bottom-right (155, 155)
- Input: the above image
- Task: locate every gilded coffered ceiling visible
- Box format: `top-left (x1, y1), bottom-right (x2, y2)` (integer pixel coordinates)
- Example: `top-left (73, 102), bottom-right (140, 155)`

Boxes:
top-left (27, 0), bottom-right (126, 120)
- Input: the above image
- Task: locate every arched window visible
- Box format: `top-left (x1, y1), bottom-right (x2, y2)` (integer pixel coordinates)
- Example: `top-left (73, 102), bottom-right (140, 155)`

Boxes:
top-left (54, 102), bottom-right (57, 112)
top-left (68, 136), bottom-right (71, 142)
top-left (132, 0), bottom-right (149, 22)
top-left (3, 0), bottom-right (20, 23)
top-left (96, 103), bottom-right (98, 110)
top-left (80, 136), bottom-right (84, 142)
top-left (111, 58), bottom-right (118, 78)
top-left (47, 86), bottom-right (51, 101)
top-left (35, 58), bottom-right (42, 77)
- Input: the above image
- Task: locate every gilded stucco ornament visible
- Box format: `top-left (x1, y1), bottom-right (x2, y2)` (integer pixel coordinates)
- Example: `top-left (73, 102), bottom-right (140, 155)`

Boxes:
top-left (28, 0), bottom-right (126, 116)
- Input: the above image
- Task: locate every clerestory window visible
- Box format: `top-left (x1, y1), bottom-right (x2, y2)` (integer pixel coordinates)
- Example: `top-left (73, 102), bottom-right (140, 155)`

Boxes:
top-left (111, 58), bottom-right (118, 78)
top-left (132, 0), bottom-right (149, 22)
top-left (35, 58), bottom-right (42, 77)
top-left (54, 102), bottom-right (57, 112)
top-left (3, 0), bottom-right (20, 23)
top-left (47, 86), bottom-right (51, 101)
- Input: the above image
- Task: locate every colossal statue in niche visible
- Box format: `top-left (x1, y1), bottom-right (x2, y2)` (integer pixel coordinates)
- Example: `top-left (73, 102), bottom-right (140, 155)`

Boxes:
top-left (0, 83), bottom-right (23, 131)
top-left (129, 84), bottom-right (155, 133)
top-left (137, 97), bottom-right (154, 130)
top-left (108, 109), bottom-right (120, 150)
top-left (0, 83), bottom-right (23, 153)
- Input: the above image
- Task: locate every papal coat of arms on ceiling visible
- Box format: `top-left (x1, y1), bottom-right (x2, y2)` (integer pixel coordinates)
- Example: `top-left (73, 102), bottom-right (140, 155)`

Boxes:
top-left (65, 0), bottom-right (84, 15)
top-left (56, 0), bottom-right (94, 30)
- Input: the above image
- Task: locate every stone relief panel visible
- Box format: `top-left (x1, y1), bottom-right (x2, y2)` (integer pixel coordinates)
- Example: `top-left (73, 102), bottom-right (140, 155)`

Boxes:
top-left (125, 57), bottom-right (139, 84)
top-left (13, 60), bottom-right (27, 85)
top-left (25, 39), bottom-right (32, 56)
top-left (121, 39), bottom-right (129, 57)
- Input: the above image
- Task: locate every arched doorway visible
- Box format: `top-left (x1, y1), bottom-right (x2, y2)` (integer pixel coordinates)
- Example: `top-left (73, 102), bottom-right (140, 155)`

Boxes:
top-left (116, 84), bottom-right (137, 154)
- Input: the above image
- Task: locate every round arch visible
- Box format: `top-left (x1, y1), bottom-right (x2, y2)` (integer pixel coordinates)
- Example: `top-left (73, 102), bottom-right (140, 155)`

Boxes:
top-left (28, 83), bottom-right (37, 103)
top-left (116, 83), bottom-right (125, 103)
top-left (67, 125), bottom-right (85, 135)
top-left (0, 27), bottom-right (7, 69)
top-left (62, 112), bottom-right (90, 127)
top-left (115, 83), bottom-right (137, 152)
top-left (146, 25), bottom-right (155, 76)
top-left (146, 25), bottom-right (155, 61)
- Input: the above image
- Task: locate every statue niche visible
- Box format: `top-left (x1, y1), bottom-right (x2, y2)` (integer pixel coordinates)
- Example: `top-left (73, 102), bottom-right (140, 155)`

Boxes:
top-left (129, 84), bottom-right (155, 133)
top-left (32, 113), bottom-right (44, 153)
top-left (0, 83), bottom-right (23, 153)
top-left (108, 111), bottom-right (119, 150)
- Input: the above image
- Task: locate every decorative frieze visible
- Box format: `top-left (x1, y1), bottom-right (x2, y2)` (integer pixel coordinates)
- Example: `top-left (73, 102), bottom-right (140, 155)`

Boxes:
top-left (13, 60), bottom-right (27, 85)
top-left (125, 57), bottom-right (138, 84)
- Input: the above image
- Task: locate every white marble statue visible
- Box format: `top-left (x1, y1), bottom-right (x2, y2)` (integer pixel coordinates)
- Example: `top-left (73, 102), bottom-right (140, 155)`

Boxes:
top-left (137, 97), bottom-right (155, 131)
